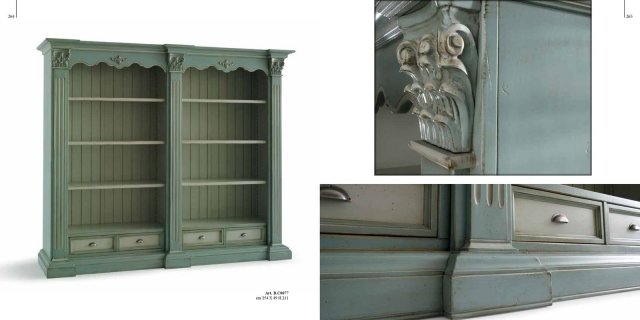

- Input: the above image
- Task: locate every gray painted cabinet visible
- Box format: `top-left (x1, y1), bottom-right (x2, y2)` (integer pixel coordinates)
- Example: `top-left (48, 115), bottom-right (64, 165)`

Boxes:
top-left (321, 184), bottom-right (640, 319)
top-left (38, 39), bottom-right (293, 277)
top-left (374, 1), bottom-right (591, 174)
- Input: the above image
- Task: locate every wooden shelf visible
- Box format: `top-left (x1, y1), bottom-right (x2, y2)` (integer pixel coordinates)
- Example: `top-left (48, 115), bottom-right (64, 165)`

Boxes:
top-left (182, 179), bottom-right (266, 187)
top-left (182, 218), bottom-right (265, 230)
top-left (182, 99), bottom-right (266, 104)
top-left (182, 140), bottom-right (266, 145)
top-left (69, 97), bottom-right (165, 102)
top-left (69, 222), bottom-right (164, 236)
top-left (69, 140), bottom-right (164, 146)
top-left (68, 181), bottom-right (165, 191)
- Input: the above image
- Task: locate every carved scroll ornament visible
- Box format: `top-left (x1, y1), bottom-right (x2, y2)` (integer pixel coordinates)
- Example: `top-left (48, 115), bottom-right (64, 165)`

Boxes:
top-left (396, 23), bottom-right (476, 153)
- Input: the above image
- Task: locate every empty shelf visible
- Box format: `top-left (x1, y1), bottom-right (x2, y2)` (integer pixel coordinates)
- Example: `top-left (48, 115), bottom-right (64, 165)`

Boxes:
top-left (182, 218), bottom-right (266, 230)
top-left (68, 181), bottom-right (165, 191)
top-left (69, 222), bottom-right (164, 236)
top-left (69, 140), bottom-right (165, 146)
top-left (69, 97), bottom-right (165, 102)
top-left (182, 99), bottom-right (266, 104)
top-left (182, 140), bottom-right (266, 145)
top-left (182, 179), bottom-right (266, 187)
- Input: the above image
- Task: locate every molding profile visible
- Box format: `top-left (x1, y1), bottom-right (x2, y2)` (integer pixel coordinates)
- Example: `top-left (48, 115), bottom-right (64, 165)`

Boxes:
top-left (52, 49), bottom-right (70, 68)
top-left (270, 58), bottom-right (284, 76)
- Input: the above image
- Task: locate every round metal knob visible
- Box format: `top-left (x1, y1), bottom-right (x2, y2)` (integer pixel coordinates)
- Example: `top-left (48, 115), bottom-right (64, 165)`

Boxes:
top-left (88, 242), bottom-right (97, 247)
top-left (551, 214), bottom-right (569, 224)
top-left (198, 235), bottom-right (206, 240)
top-left (629, 224), bottom-right (640, 231)
top-left (240, 233), bottom-right (247, 238)
top-left (136, 239), bottom-right (144, 244)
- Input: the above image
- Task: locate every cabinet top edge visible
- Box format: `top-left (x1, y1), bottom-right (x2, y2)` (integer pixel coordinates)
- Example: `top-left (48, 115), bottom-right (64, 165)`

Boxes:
top-left (37, 38), bottom-right (294, 57)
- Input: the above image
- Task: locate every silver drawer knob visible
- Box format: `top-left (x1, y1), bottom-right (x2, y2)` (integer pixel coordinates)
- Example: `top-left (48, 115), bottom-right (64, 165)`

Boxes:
top-left (240, 233), bottom-right (247, 238)
top-left (551, 214), bottom-right (569, 224)
top-left (198, 235), bottom-right (206, 240)
top-left (88, 242), bottom-right (97, 247)
top-left (630, 224), bottom-right (640, 231)
top-left (136, 239), bottom-right (144, 244)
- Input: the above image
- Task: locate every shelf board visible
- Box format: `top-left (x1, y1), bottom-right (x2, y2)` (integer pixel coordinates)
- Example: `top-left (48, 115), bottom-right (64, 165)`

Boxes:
top-left (182, 99), bottom-right (266, 104)
top-left (69, 140), bottom-right (165, 146)
top-left (69, 222), bottom-right (164, 236)
top-left (182, 140), bottom-right (266, 145)
top-left (182, 218), bottom-right (266, 230)
top-left (182, 179), bottom-right (266, 187)
top-left (68, 181), bottom-right (165, 191)
top-left (69, 97), bottom-right (165, 102)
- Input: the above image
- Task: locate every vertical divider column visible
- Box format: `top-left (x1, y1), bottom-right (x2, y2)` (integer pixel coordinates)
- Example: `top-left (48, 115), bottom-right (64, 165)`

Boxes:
top-left (164, 51), bottom-right (191, 268)
top-left (38, 47), bottom-right (77, 278)
top-left (267, 53), bottom-right (292, 260)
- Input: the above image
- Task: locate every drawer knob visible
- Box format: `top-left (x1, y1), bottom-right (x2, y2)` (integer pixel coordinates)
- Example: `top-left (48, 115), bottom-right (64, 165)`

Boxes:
top-left (240, 233), bottom-right (247, 238)
top-left (198, 235), bottom-right (206, 240)
top-left (136, 239), bottom-right (144, 244)
top-left (630, 224), bottom-right (640, 231)
top-left (88, 242), bottom-right (97, 247)
top-left (551, 214), bottom-right (569, 224)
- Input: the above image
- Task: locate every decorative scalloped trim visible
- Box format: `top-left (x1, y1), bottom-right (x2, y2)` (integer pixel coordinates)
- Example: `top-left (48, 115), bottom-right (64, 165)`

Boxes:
top-left (70, 60), bottom-right (167, 71)
top-left (185, 65), bottom-right (267, 74)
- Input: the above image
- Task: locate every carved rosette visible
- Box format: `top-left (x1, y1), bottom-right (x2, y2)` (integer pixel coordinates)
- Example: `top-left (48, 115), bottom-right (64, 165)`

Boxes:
top-left (270, 58), bottom-right (284, 76)
top-left (52, 49), bottom-right (70, 69)
top-left (169, 54), bottom-right (184, 72)
top-left (218, 59), bottom-right (234, 70)
top-left (110, 55), bottom-right (127, 65)
top-left (396, 23), bottom-right (476, 153)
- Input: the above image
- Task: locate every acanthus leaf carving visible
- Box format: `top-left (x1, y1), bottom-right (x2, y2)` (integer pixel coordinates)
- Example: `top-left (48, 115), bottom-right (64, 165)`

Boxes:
top-left (169, 54), bottom-right (184, 72)
top-left (52, 49), bottom-right (70, 69)
top-left (396, 22), bottom-right (477, 153)
top-left (218, 59), bottom-right (234, 70)
top-left (270, 58), bottom-right (284, 76)
top-left (110, 55), bottom-right (127, 65)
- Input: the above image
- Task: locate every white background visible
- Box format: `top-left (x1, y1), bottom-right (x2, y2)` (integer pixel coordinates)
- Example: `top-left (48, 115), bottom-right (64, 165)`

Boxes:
top-left (0, 0), bottom-right (637, 319)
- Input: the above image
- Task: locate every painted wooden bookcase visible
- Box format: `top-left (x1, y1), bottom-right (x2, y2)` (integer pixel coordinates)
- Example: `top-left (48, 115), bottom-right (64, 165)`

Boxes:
top-left (321, 184), bottom-right (640, 319)
top-left (374, 0), bottom-right (591, 174)
top-left (38, 39), bottom-right (293, 278)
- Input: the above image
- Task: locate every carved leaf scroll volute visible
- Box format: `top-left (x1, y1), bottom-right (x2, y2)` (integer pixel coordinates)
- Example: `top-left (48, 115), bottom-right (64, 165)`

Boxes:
top-left (396, 23), bottom-right (476, 153)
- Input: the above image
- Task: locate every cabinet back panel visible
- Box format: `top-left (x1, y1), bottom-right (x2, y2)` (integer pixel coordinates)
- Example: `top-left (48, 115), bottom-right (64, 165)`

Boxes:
top-left (182, 145), bottom-right (266, 180)
top-left (69, 145), bottom-right (160, 183)
top-left (70, 63), bottom-right (165, 98)
top-left (70, 188), bottom-right (160, 225)
top-left (182, 68), bottom-right (267, 141)
top-left (182, 185), bottom-right (267, 220)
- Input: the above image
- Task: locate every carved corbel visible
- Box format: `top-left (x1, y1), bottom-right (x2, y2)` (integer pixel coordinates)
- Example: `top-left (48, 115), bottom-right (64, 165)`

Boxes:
top-left (396, 21), bottom-right (477, 153)
top-left (52, 49), bottom-right (70, 69)
top-left (168, 54), bottom-right (184, 72)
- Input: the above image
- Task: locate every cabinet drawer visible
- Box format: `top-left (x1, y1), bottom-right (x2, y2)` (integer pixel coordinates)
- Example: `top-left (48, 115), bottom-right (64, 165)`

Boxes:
top-left (118, 234), bottom-right (161, 251)
top-left (513, 187), bottom-right (604, 244)
top-left (608, 205), bottom-right (640, 245)
top-left (70, 237), bottom-right (114, 254)
top-left (226, 228), bottom-right (264, 243)
top-left (183, 230), bottom-right (222, 247)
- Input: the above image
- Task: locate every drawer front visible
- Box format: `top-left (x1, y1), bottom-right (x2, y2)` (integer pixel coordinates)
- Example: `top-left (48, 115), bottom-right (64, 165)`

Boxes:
top-left (118, 234), bottom-right (161, 251)
top-left (320, 185), bottom-right (438, 237)
top-left (70, 237), bottom-right (114, 254)
top-left (513, 187), bottom-right (604, 244)
top-left (608, 205), bottom-right (640, 245)
top-left (183, 230), bottom-right (222, 247)
top-left (226, 228), bottom-right (264, 243)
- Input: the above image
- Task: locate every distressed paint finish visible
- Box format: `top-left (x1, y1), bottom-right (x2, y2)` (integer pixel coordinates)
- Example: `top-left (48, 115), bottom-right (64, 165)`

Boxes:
top-left (320, 183), bottom-right (640, 319)
top-left (39, 39), bottom-right (294, 277)
top-left (376, 1), bottom-right (591, 175)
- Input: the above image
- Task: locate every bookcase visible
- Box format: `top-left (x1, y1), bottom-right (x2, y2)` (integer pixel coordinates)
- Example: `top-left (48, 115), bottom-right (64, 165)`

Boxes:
top-left (38, 39), bottom-right (293, 278)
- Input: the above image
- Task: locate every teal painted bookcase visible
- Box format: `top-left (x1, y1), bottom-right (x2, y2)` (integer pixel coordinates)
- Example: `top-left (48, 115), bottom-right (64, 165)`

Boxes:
top-left (37, 39), bottom-right (293, 278)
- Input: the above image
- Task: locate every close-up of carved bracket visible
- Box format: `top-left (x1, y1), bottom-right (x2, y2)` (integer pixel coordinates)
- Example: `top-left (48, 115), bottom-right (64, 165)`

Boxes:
top-left (392, 2), bottom-right (478, 154)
